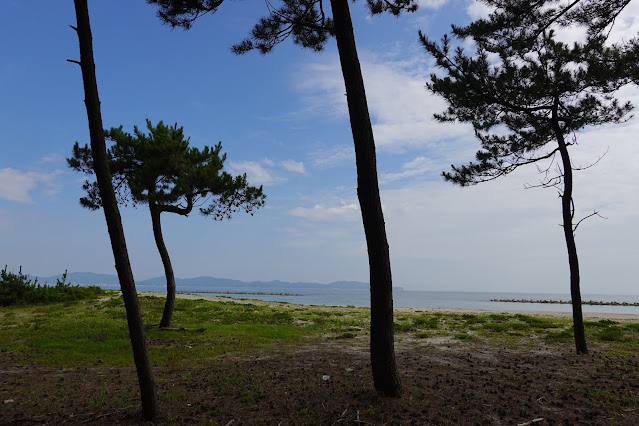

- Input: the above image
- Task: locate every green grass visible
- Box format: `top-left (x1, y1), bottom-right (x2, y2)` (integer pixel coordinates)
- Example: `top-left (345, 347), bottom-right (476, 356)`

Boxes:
top-left (2, 294), bottom-right (639, 368)
top-left (0, 294), bottom-right (369, 367)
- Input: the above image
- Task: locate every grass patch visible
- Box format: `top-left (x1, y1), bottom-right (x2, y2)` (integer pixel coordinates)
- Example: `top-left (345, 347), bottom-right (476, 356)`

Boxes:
top-left (3, 295), bottom-right (639, 369)
top-left (598, 326), bottom-right (628, 342)
top-left (545, 328), bottom-right (574, 341)
top-left (414, 315), bottom-right (441, 329)
top-left (515, 314), bottom-right (560, 329)
top-left (455, 332), bottom-right (473, 340)
top-left (335, 332), bottom-right (357, 339)
top-left (0, 295), bottom-right (367, 367)
top-left (482, 322), bottom-right (510, 333)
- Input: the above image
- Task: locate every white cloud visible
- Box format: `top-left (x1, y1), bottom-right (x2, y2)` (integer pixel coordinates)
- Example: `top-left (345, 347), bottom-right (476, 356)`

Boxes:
top-left (606, 2), bottom-right (639, 45)
top-left (297, 53), bottom-right (474, 151)
top-left (311, 145), bottom-right (354, 168)
top-left (37, 153), bottom-right (64, 165)
top-left (296, 60), bottom-right (347, 119)
top-left (466, 0), bottom-right (493, 20)
top-left (289, 202), bottom-right (360, 222)
top-left (381, 156), bottom-right (442, 182)
top-left (280, 81), bottom-right (639, 291)
top-left (380, 83), bottom-right (639, 291)
top-left (281, 159), bottom-right (306, 174)
top-left (551, 0), bottom-right (639, 46)
top-left (0, 168), bottom-right (62, 203)
top-left (227, 160), bottom-right (286, 186)
top-left (418, 0), bottom-right (449, 9)
top-left (261, 157), bottom-right (275, 167)
top-left (227, 158), bottom-right (308, 184)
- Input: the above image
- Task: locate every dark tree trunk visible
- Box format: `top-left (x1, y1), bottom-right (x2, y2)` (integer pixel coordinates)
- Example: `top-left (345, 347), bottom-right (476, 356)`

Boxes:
top-left (330, 0), bottom-right (402, 397)
top-left (552, 105), bottom-right (588, 355)
top-left (150, 205), bottom-right (177, 328)
top-left (71, 0), bottom-right (158, 419)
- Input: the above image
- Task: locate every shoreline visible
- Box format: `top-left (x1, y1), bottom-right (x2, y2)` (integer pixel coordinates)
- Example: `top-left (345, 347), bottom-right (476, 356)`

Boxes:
top-left (138, 291), bottom-right (639, 320)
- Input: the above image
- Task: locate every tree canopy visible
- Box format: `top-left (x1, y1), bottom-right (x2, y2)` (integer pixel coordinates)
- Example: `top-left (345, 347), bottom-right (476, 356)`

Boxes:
top-left (147, 0), bottom-right (418, 53)
top-left (456, 0), bottom-right (633, 48)
top-left (69, 120), bottom-right (266, 328)
top-left (68, 120), bottom-right (265, 220)
top-left (421, 29), bottom-right (635, 186)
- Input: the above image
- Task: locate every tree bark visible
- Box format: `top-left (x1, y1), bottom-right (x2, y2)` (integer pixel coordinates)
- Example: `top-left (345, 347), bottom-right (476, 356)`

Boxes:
top-left (330, 0), bottom-right (402, 397)
top-left (552, 104), bottom-right (588, 355)
top-left (72, 0), bottom-right (158, 419)
top-left (151, 205), bottom-right (177, 328)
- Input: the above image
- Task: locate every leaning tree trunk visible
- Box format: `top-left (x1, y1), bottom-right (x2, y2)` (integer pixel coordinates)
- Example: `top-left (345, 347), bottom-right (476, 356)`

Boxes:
top-left (330, 0), bottom-right (402, 397)
top-left (150, 205), bottom-right (177, 328)
top-left (71, 0), bottom-right (157, 419)
top-left (552, 105), bottom-right (587, 355)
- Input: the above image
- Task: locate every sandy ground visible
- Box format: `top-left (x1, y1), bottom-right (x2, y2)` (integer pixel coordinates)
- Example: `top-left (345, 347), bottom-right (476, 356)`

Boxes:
top-left (140, 291), bottom-right (639, 320)
top-left (3, 292), bottom-right (639, 424)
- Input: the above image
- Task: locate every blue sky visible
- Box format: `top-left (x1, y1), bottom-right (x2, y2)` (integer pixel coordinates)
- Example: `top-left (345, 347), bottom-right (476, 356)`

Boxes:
top-left (1, 0), bottom-right (638, 294)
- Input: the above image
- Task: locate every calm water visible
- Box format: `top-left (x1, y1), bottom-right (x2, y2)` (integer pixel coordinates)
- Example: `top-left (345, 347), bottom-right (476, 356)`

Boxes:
top-left (124, 283), bottom-right (639, 315)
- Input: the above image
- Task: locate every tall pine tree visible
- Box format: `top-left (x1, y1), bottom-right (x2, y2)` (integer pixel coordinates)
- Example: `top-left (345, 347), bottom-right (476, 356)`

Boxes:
top-left (146, 0), bottom-right (420, 396)
top-left (421, 8), bottom-right (637, 354)
top-left (69, 0), bottom-right (157, 419)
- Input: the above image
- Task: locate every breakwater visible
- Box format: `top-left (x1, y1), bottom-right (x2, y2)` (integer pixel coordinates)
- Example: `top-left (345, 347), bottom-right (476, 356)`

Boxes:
top-left (491, 299), bottom-right (639, 307)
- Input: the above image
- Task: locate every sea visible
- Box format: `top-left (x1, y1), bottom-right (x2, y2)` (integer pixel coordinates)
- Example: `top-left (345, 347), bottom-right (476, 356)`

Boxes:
top-left (115, 283), bottom-right (639, 315)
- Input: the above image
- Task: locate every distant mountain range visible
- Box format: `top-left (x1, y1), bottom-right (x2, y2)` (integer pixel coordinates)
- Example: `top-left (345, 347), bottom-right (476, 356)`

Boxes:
top-left (37, 272), bottom-right (404, 291)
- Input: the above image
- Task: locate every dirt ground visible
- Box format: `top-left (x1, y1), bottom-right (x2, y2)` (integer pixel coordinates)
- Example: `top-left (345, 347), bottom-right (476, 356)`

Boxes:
top-left (2, 333), bottom-right (639, 425)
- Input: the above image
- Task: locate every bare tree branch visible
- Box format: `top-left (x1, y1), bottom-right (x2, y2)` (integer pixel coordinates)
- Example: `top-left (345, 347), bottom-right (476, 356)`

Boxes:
top-left (573, 210), bottom-right (607, 234)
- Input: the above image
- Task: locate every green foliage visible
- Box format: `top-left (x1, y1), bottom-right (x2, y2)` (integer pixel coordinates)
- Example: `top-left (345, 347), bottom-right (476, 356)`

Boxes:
top-left (487, 313), bottom-right (510, 321)
top-left (0, 295), bottom-right (365, 367)
top-left (68, 120), bottom-right (265, 220)
top-left (515, 314), bottom-right (559, 329)
top-left (459, 1), bottom-right (632, 47)
top-left (545, 328), bottom-right (574, 341)
top-left (413, 314), bottom-right (440, 329)
top-left (420, 7), bottom-right (636, 186)
top-left (147, 0), bottom-right (419, 54)
top-left (482, 322), bottom-right (510, 333)
top-left (461, 313), bottom-right (485, 325)
top-left (0, 270), bottom-right (104, 307)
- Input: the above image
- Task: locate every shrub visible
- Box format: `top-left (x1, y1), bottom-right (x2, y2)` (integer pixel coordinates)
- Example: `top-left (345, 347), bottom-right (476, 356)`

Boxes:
top-left (0, 270), bottom-right (104, 306)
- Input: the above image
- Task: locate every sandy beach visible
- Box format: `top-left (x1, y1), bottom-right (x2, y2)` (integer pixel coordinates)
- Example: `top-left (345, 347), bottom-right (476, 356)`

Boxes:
top-left (141, 291), bottom-right (639, 320)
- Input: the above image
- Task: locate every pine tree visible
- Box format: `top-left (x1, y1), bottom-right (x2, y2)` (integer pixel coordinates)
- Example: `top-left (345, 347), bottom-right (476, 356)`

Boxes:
top-left (68, 120), bottom-right (265, 328)
top-left (146, 0), bottom-right (419, 396)
top-left (69, 0), bottom-right (157, 419)
top-left (421, 8), bottom-right (637, 354)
